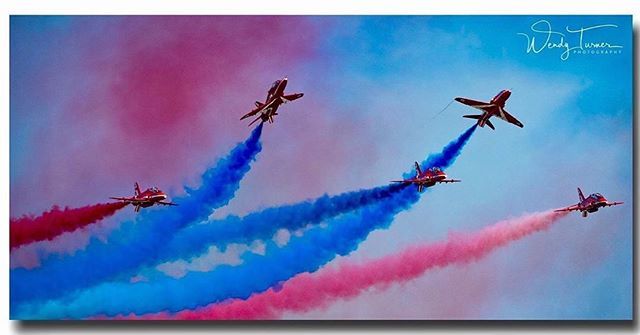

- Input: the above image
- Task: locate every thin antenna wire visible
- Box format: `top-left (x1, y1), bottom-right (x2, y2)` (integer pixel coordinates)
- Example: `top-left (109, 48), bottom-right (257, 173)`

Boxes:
top-left (430, 99), bottom-right (454, 119)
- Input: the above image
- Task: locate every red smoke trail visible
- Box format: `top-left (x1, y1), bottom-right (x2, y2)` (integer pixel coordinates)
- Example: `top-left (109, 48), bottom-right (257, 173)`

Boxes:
top-left (10, 202), bottom-right (127, 249)
top-left (125, 210), bottom-right (567, 320)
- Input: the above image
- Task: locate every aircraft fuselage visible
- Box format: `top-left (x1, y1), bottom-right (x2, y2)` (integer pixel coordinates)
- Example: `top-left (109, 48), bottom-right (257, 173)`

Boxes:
top-left (110, 185), bottom-right (171, 212)
top-left (241, 77), bottom-right (304, 126)
top-left (134, 192), bottom-right (168, 208)
top-left (490, 90), bottom-right (511, 107)
top-left (580, 195), bottom-right (608, 213)
top-left (415, 173), bottom-right (446, 185)
top-left (255, 78), bottom-right (289, 122)
top-left (476, 90), bottom-right (511, 127)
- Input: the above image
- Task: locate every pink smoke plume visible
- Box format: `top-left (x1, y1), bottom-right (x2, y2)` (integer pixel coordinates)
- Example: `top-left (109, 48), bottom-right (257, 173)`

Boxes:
top-left (10, 202), bottom-right (127, 249)
top-left (121, 210), bottom-right (568, 320)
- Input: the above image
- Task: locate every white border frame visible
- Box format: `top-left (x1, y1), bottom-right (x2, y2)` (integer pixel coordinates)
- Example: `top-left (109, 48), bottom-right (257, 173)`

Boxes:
top-left (2, 1), bottom-right (637, 334)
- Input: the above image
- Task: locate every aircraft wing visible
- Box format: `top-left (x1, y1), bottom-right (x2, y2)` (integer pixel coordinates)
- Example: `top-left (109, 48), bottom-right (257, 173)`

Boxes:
top-left (438, 179), bottom-right (461, 183)
top-left (241, 98), bottom-right (280, 120)
top-left (110, 196), bottom-right (134, 202)
top-left (495, 108), bottom-right (524, 128)
top-left (111, 197), bottom-right (152, 206)
top-left (604, 201), bottom-right (624, 207)
top-left (158, 201), bottom-right (179, 206)
top-left (454, 97), bottom-right (493, 111)
top-left (240, 108), bottom-right (262, 120)
top-left (391, 178), bottom-right (417, 184)
top-left (282, 92), bottom-right (304, 102)
top-left (554, 204), bottom-right (581, 212)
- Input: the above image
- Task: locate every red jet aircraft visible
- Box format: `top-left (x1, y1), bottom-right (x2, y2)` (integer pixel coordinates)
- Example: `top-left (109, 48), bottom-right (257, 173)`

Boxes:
top-left (240, 77), bottom-right (304, 126)
top-left (110, 182), bottom-right (178, 212)
top-left (555, 187), bottom-right (623, 218)
top-left (454, 90), bottom-right (524, 130)
top-left (392, 162), bottom-right (461, 192)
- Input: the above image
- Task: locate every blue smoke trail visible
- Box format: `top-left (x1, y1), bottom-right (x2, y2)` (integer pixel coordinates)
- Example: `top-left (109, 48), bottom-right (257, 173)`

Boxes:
top-left (159, 125), bottom-right (478, 266)
top-left (15, 125), bottom-right (476, 319)
top-left (16, 188), bottom-right (418, 319)
top-left (403, 124), bottom-right (477, 179)
top-left (10, 124), bottom-right (264, 308)
top-left (154, 183), bottom-right (405, 264)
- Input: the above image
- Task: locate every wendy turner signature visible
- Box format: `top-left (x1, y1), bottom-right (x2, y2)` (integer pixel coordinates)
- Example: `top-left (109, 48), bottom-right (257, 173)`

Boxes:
top-left (517, 19), bottom-right (623, 61)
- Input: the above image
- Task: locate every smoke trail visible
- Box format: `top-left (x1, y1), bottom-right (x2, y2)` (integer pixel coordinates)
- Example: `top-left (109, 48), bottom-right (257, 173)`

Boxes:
top-left (10, 124), bottom-right (264, 307)
top-left (11, 217), bottom-right (123, 270)
top-left (10, 202), bottom-right (127, 249)
top-left (14, 126), bottom-right (476, 319)
top-left (404, 125), bottom-right (477, 179)
top-left (15, 186), bottom-right (417, 319)
top-left (151, 125), bottom-right (476, 274)
top-left (133, 210), bottom-right (569, 319)
top-left (156, 183), bottom-right (405, 265)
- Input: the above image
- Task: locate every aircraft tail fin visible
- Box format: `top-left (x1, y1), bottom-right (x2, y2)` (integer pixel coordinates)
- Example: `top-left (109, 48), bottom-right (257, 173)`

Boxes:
top-left (485, 119), bottom-right (495, 130)
top-left (463, 114), bottom-right (482, 120)
top-left (577, 187), bottom-right (585, 202)
top-left (414, 161), bottom-right (422, 178)
top-left (134, 182), bottom-right (141, 196)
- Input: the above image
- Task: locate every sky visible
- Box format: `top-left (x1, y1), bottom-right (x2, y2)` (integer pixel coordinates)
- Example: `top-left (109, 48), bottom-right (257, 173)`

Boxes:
top-left (10, 15), bottom-right (632, 319)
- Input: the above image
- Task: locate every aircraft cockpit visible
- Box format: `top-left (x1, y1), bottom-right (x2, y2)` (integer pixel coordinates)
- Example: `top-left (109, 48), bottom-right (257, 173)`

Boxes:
top-left (269, 80), bottom-right (280, 93)
top-left (265, 80), bottom-right (280, 100)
